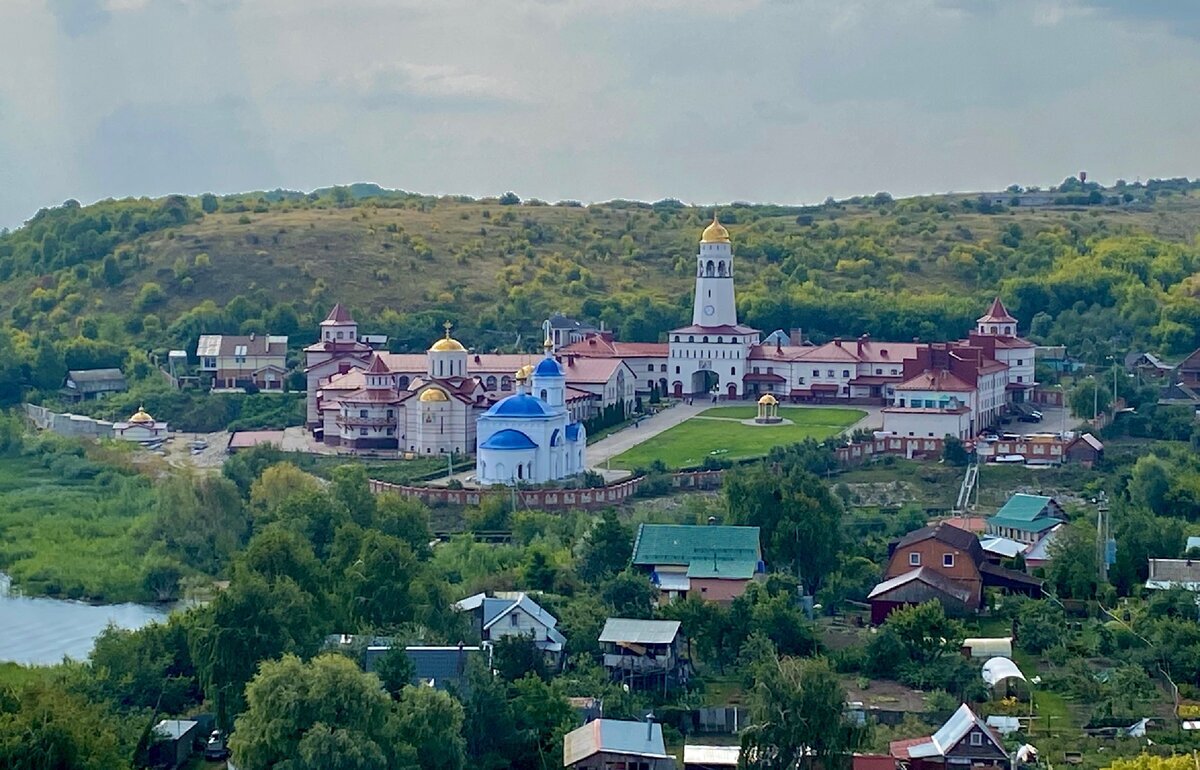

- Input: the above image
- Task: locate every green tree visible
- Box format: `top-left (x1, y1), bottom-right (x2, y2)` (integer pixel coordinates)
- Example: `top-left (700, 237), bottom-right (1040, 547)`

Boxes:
top-left (188, 571), bottom-right (321, 728)
top-left (374, 646), bottom-right (416, 699)
top-left (394, 685), bottom-right (466, 770)
top-left (941, 435), bottom-right (970, 466)
top-left (200, 193), bottom-right (219, 213)
top-left (578, 511), bottom-right (633, 581)
top-left (1070, 377), bottom-right (1112, 419)
top-left (509, 674), bottom-right (576, 770)
top-left (0, 680), bottom-right (134, 770)
top-left (1048, 521), bottom-right (1100, 600)
top-left (602, 570), bottom-right (656, 618)
top-left (725, 464), bottom-right (843, 594)
top-left (1127, 455), bottom-right (1172, 515)
top-left (231, 654), bottom-right (414, 770)
top-left (740, 656), bottom-right (864, 770)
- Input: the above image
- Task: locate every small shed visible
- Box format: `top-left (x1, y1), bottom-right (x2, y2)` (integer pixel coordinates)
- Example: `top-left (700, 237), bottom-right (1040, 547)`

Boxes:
top-left (1065, 434), bottom-right (1103, 466)
top-left (684, 744), bottom-right (739, 770)
top-left (63, 368), bottom-right (127, 400)
top-left (150, 719), bottom-right (200, 770)
top-left (962, 637), bottom-right (1013, 660)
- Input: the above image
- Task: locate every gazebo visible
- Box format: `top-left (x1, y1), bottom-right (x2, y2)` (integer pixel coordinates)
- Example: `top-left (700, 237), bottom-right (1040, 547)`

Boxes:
top-left (755, 394), bottom-right (781, 424)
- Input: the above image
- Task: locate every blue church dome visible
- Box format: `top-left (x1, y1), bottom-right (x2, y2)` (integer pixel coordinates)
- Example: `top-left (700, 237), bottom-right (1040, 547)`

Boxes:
top-left (480, 429), bottom-right (538, 450)
top-left (533, 356), bottom-right (564, 377)
top-left (485, 393), bottom-right (554, 417)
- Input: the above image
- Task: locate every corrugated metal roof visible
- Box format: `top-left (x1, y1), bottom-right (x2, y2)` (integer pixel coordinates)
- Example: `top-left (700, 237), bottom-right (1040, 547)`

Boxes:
top-left (599, 618), bottom-right (680, 645)
top-left (908, 704), bottom-right (1003, 758)
top-left (684, 745), bottom-right (740, 766)
top-left (994, 493), bottom-right (1055, 521)
top-left (653, 572), bottom-right (691, 592)
top-left (564, 720), bottom-right (669, 767)
top-left (980, 537), bottom-right (1024, 559)
top-left (632, 524), bottom-right (762, 579)
top-left (154, 719), bottom-right (198, 741)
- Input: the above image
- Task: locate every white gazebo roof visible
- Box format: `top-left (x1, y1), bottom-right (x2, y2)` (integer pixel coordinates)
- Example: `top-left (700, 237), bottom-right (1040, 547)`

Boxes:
top-left (981, 656), bottom-right (1026, 687)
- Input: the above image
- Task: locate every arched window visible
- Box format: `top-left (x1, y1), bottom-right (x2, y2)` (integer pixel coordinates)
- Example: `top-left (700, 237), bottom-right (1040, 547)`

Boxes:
top-left (718, 261), bottom-right (726, 276)
top-left (540, 389), bottom-right (548, 401)
top-left (551, 429), bottom-right (561, 446)
top-left (485, 375), bottom-right (497, 390)
top-left (731, 366), bottom-right (736, 375)
top-left (717, 336), bottom-right (723, 343)
top-left (674, 335), bottom-right (680, 342)
top-left (702, 336), bottom-right (709, 343)
top-left (501, 376), bottom-right (512, 391)
top-left (397, 375), bottom-right (410, 389)
top-left (517, 464), bottom-right (523, 480)
top-left (705, 260), bottom-right (715, 276)
top-left (688, 336), bottom-right (694, 343)
top-left (438, 359), bottom-right (444, 377)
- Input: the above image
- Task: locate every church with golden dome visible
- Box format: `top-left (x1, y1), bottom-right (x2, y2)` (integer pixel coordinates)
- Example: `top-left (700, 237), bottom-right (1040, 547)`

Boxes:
top-left (310, 315), bottom-right (632, 458)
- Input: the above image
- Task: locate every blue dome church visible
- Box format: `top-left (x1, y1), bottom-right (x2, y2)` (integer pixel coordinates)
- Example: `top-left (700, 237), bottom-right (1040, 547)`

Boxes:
top-left (475, 342), bottom-right (587, 485)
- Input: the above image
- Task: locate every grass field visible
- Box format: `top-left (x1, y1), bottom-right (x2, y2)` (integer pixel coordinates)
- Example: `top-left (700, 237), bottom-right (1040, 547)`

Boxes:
top-left (609, 407), bottom-right (864, 470)
top-left (0, 450), bottom-right (156, 602)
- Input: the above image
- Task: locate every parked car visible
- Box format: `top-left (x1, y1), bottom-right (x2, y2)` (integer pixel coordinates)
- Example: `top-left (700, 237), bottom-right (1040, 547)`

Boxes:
top-left (204, 730), bottom-right (230, 760)
top-left (1018, 413), bottom-right (1042, 423)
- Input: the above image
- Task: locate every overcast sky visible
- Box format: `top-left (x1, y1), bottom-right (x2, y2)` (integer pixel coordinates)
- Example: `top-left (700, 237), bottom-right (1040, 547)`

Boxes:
top-left (1, 0), bottom-right (1198, 228)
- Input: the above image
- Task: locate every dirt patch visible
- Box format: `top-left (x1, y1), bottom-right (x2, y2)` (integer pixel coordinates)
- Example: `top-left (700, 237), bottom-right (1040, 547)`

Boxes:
top-left (843, 677), bottom-right (931, 713)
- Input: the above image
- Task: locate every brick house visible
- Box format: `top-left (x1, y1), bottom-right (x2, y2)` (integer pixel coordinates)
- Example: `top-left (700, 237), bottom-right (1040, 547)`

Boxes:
top-left (869, 522), bottom-right (1041, 624)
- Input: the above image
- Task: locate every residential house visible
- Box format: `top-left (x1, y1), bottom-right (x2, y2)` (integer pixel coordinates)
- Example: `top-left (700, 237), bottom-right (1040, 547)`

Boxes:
top-left (362, 644), bottom-right (489, 693)
top-left (599, 618), bottom-right (687, 690)
top-left (985, 494), bottom-right (1065, 545)
top-left (197, 333), bottom-right (288, 391)
top-left (150, 719), bottom-right (201, 770)
top-left (547, 313), bottom-right (600, 350)
top-left (1176, 348), bottom-right (1200, 389)
top-left (455, 591), bottom-right (567, 666)
top-left (868, 523), bottom-right (1041, 624)
top-left (889, 704), bottom-right (1009, 770)
top-left (564, 719), bottom-right (675, 770)
top-left (63, 368), bottom-right (127, 400)
top-left (1145, 559), bottom-right (1200, 591)
top-left (1125, 351), bottom-right (1174, 381)
top-left (630, 523), bottom-right (765, 603)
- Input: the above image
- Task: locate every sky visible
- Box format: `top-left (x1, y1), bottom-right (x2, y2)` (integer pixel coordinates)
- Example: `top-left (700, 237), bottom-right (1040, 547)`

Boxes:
top-left (1, 0), bottom-right (1199, 229)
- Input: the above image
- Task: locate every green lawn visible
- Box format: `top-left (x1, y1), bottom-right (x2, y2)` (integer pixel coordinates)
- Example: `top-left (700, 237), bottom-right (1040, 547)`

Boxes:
top-left (609, 407), bottom-right (864, 470)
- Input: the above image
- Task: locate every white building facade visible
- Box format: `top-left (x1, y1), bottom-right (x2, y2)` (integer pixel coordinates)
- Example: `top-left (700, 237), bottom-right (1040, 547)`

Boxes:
top-left (667, 217), bottom-right (760, 399)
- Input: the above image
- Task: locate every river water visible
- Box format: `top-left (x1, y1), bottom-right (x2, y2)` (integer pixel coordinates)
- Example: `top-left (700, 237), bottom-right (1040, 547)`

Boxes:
top-left (0, 575), bottom-right (169, 665)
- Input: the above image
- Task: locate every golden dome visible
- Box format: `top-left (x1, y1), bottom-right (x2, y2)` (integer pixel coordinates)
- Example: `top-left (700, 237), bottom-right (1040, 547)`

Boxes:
top-left (419, 388), bottom-right (449, 402)
top-left (515, 364), bottom-right (534, 381)
top-left (129, 406), bottom-right (154, 424)
top-left (757, 394), bottom-right (778, 406)
top-left (700, 215), bottom-right (730, 244)
top-left (429, 320), bottom-right (466, 353)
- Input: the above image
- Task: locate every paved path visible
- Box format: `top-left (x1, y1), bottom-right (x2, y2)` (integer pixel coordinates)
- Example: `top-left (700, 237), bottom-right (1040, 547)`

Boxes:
top-left (586, 402), bottom-right (708, 469)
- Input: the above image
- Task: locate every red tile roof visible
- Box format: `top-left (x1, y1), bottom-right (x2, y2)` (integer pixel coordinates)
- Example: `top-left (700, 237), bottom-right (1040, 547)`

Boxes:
top-left (365, 355), bottom-right (391, 374)
top-left (561, 357), bottom-right (627, 384)
top-left (977, 297), bottom-right (1016, 324)
top-left (323, 303), bottom-right (355, 324)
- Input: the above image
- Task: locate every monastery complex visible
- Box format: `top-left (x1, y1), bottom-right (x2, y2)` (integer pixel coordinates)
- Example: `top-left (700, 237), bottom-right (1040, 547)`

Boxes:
top-left (306, 216), bottom-right (1042, 483)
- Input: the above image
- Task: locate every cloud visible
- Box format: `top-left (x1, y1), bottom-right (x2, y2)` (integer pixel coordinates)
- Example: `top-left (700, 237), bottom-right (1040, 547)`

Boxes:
top-left (82, 98), bottom-right (279, 197)
top-left (341, 62), bottom-right (530, 111)
top-left (47, 0), bottom-right (110, 37)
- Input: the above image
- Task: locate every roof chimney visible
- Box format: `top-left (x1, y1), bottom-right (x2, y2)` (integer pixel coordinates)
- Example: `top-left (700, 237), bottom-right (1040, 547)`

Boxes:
top-left (834, 338), bottom-right (842, 347)
top-left (249, 332), bottom-right (255, 341)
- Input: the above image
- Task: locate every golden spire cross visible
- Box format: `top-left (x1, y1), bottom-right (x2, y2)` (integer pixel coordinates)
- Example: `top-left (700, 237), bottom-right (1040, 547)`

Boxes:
top-left (443, 320), bottom-right (453, 339)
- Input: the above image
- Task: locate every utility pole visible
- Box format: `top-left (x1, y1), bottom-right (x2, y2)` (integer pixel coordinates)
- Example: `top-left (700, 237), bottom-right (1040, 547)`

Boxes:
top-left (1092, 374), bottom-right (1098, 424)
top-left (1096, 491), bottom-right (1110, 583)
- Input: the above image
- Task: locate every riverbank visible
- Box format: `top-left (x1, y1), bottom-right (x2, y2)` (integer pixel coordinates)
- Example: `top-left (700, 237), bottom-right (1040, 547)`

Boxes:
top-left (0, 433), bottom-right (158, 602)
top-left (0, 574), bottom-right (168, 665)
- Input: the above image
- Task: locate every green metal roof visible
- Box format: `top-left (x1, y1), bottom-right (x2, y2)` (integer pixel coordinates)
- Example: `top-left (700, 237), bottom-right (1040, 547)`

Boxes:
top-left (632, 523), bottom-right (762, 578)
top-left (993, 494), bottom-right (1057, 521)
top-left (987, 515), bottom-right (1061, 534)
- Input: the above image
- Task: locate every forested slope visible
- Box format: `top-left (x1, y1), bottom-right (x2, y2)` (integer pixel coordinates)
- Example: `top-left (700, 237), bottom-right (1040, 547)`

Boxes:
top-left (1, 179), bottom-right (1199, 404)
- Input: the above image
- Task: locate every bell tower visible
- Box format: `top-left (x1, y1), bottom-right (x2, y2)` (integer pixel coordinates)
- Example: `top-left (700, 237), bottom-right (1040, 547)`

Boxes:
top-left (692, 215), bottom-right (738, 327)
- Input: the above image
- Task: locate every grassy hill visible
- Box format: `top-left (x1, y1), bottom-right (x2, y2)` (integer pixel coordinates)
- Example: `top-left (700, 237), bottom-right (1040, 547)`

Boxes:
top-left (1, 179), bottom-right (1200, 406)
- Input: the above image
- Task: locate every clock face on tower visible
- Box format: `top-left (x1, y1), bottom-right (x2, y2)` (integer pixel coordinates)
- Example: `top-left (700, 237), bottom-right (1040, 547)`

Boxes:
top-left (703, 305), bottom-right (715, 317)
